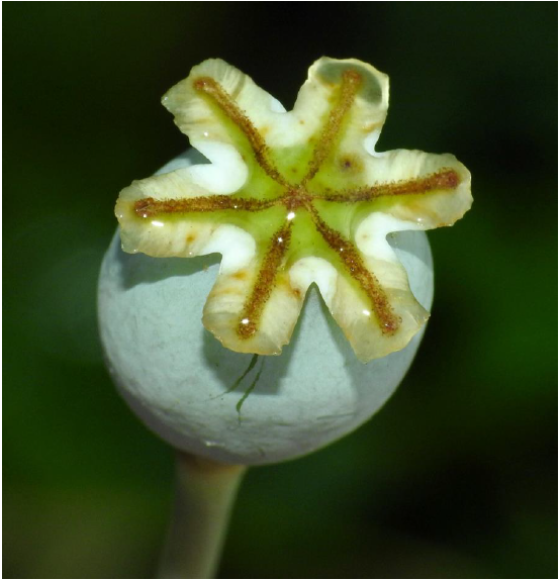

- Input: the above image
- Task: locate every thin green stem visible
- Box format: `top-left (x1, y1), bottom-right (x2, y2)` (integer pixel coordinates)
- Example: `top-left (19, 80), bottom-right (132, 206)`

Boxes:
top-left (158, 452), bottom-right (247, 579)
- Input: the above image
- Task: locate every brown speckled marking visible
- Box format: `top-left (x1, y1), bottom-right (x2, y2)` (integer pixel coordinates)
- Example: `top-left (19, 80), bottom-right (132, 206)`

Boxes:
top-left (338, 153), bottom-right (364, 173)
top-left (236, 223), bottom-right (292, 338)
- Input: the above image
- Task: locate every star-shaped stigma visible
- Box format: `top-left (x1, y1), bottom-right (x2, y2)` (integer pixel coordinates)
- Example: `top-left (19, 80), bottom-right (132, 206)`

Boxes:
top-left (116, 58), bottom-right (472, 362)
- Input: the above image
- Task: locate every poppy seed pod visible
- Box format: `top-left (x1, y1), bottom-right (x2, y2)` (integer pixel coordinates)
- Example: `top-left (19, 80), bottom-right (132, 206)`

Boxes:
top-left (99, 152), bottom-right (434, 465)
top-left (98, 57), bottom-right (471, 465)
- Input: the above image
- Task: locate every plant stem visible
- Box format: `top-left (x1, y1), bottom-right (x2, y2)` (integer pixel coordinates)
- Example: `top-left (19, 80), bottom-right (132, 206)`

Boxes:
top-left (158, 452), bottom-right (247, 579)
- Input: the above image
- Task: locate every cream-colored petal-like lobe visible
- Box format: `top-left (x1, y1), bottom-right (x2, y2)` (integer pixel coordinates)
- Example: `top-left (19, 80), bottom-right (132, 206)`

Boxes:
top-left (363, 150), bottom-right (472, 229)
top-left (116, 169), bottom-right (213, 257)
top-left (293, 58), bottom-right (389, 148)
top-left (203, 263), bottom-right (304, 356)
top-left (116, 166), bottom-right (256, 261)
top-left (162, 58), bottom-right (284, 147)
top-left (325, 269), bottom-right (428, 362)
top-left (288, 239), bottom-right (428, 362)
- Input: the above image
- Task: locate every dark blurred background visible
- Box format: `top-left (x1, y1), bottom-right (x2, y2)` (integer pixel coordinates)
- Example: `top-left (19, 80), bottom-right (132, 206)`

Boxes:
top-left (4, 3), bottom-right (557, 578)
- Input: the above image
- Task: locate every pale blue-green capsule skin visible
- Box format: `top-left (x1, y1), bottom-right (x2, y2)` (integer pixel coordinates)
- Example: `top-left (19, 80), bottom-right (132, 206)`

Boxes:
top-left (98, 153), bottom-right (433, 465)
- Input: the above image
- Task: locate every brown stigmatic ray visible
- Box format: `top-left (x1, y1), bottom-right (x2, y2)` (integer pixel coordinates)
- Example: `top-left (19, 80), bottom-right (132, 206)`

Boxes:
top-left (302, 70), bottom-right (362, 184)
top-left (133, 168), bottom-right (459, 219)
top-left (308, 205), bottom-right (399, 334)
top-left (323, 169), bottom-right (460, 203)
top-left (134, 196), bottom-right (275, 218)
top-left (236, 223), bottom-right (293, 339)
top-left (193, 77), bottom-right (288, 187)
